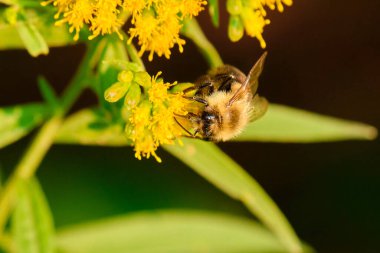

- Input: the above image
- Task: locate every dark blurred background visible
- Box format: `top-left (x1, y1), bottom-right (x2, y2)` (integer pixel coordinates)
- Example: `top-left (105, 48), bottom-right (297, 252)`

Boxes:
top-left (1, 0), bottom-right (380, 252)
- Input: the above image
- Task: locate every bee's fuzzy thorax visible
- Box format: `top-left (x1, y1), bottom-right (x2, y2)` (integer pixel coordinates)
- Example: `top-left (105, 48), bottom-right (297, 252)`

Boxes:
top-left (205, 90), bottom-right (252, 141)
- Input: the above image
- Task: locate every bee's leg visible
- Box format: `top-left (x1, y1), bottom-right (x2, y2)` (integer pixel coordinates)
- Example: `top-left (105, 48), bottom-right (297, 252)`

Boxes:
top-left (174, 117), bottom-right (193, 137)
top-left (216, 74), bottom-right (237, 91)
top-left (174, 112), bottom-right (201, 123)
top-left (183, 82), bottom-right (213, 95)
top-left (183, 96), bottom-right (208, 105)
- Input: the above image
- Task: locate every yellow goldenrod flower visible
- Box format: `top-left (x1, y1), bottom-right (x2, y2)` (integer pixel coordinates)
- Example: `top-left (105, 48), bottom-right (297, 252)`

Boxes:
top-left (123, 0), bottom-right (146, 23)
top-left (54, 0), bottom-right (94, 41)
top-left (180, 0), bottom-right (208, 18)
top-left (43, 0), bottom-right (206, 59)
top-left (127, 0), bottom-right (207, 61)
top-left (261, 0), bottom-right (293, 12)
top-left (105, 68), bottom-right (191, 162)
top-left (88, 0), bottom-right (124, 40)
top-left (227, 0), bottom-right (292, 47)
top-left (128, 7), bottom-right (186, 61)
top-left (43, 0), bottom-right (124, 41)
top-left (241, 8), bottom-right (270, 48)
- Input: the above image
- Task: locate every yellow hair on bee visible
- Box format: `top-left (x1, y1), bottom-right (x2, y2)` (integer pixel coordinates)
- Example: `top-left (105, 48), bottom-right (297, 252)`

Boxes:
top-left (203, 88), bottom-right (252, 141)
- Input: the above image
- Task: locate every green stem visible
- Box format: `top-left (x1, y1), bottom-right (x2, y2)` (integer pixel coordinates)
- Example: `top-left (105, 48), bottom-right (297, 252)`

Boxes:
top-left (60, 42), bottom-right (101, 112)
top-left (181, 19), bottom-right (223, 68)
top-left (0, 116), bottom-right (62, 233)
top-left (0, 42), bottom-right (101, 234)
top-left (125, 41), bottom-right (145, 71)
top-left (122, 32), bottom-right (145, 71)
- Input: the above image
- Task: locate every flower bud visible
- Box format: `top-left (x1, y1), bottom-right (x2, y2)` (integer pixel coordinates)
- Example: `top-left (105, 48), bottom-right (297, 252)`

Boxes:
top-left (121, 104), bottom-right (133, 122)
top-left (133, 71), bottom-right (152, 88)
top-left (104, 82), bottom-right (130, 103)
top-left (226, 0), bottom-right (242, 15)
top-left (228, 15), bottom-right (244, 42)
top-left (118, 70), bottom-right (134, 84)
top-left (124, 122), bottom-right (134, 137)
top-left (124, 83), bottom-right (141, 107)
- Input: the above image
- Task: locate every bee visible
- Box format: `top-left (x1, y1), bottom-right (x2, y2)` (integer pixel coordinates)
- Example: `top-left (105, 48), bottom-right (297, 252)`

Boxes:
top-left (175, 52), bottom-right (269, 141)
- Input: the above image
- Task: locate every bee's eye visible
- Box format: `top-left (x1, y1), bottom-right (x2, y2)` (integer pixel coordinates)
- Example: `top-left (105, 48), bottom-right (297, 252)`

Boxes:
top-left (202, 112), bottom-right (216, 122)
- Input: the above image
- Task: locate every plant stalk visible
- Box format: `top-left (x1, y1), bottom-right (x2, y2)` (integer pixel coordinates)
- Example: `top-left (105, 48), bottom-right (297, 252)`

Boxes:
top-left (0, 42), bottom-right (101, 235)
top-left (181, 19), bottom-right (223, 68)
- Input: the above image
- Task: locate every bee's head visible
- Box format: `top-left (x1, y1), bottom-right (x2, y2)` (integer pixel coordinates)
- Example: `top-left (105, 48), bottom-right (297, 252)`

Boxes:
top-left (200, 110), bottom-right (220, 141)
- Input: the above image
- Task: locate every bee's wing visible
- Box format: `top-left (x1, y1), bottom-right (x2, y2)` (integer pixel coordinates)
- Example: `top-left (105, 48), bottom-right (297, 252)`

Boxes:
top-left (228, 52), bottom-right (267, 107)
top-left (246, 51), bottom-right (267, 95)
top-left (250, 95), bottom-right (269, 122)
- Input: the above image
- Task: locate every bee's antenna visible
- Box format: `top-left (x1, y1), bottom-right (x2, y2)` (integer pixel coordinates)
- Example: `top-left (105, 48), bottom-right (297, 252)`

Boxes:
top-left (227, 52), bottom-right (267, 107)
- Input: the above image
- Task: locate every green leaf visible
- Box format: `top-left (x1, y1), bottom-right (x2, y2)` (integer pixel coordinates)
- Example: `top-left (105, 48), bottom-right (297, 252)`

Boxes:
top-left (16, 21), bottom-right (49, 57)
top-left (0, 20), bottom-right (73, 51)
top-left (165, 140), bottom-right (303, 253)
top-left (12, 177), bottom-right (55, 253)
top-left (208, 0), bottom-right (219, 27)
top-left (55, 109), bottom-right (129, 146)
top-left (235, 104), bottom-right (378, 142)
top-left (38, 77), bottom-right (60, 110)
top-left (0, 104), bottom-right (50, 149)
top-left (57, 210), bottom-right (312, 253)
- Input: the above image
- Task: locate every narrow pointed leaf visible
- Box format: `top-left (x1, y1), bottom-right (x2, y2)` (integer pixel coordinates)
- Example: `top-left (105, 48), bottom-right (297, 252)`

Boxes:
top-left (0, 104), bottom-right (50, 149)
top-left (57, 210), bottom-right (312, 253)
top-left (165, 140), bottom-right (303, 253)
top-left (0, 23), bottom-right (73, 50)
top-left (16, 21), bottom-right (49, 57)
top-left (235, 104), bottom-right (377, 142)
top-left (12, 178), bottom-right (55, 253)
top-left (55, 109), bottom-right (129, 146)
top-left (208, 0), bottom-right (220, 27)
top-left (38, 76), bottom-right (60, 110)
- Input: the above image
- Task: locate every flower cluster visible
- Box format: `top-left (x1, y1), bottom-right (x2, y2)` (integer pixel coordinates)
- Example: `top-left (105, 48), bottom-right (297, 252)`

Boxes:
top-left (42, 0), bottom-right (207, 59)
top-left (128, 0), bottom-right (207, 61)
top-left (227, 0), bottom-right (292, 48)
top-left (42, 0), bottom-right (124, 41)
top-left (104, 69), bottom-right (191, 162)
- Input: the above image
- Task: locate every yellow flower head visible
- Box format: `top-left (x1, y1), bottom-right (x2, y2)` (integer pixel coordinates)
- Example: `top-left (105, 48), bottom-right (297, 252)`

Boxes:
top-left (43, 0), bottom-right (124, 41)
top-left (227, 0), bottom-right (293, 47)
top-left (43, 0), bottom-right (206, 58)
top-left (261, 0), bottom-right (293, 12)
top-left (54, 0), bottom-right (94, 41)
top-left (180, 0), bottom-right (208, 18)
top-left (105, 69), bottom-right (191, 162)
top-left (128, 6), bottom-right (185, 61)
top-left (88, 1), bottom-right (124, 40)
top-left (127, 0), bottom-right (206, 61)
